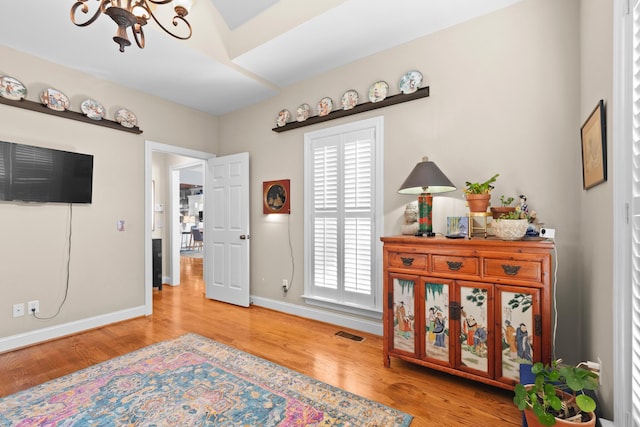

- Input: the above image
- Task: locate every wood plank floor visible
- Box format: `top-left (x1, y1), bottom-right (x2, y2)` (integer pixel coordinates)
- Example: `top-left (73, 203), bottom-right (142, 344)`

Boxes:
top-left (0, 257), bottom-right (522, 426)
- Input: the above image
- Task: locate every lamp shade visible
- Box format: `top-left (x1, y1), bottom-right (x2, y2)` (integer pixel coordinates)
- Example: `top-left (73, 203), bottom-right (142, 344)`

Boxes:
top-left (398, 157), bottom-right (456, 195)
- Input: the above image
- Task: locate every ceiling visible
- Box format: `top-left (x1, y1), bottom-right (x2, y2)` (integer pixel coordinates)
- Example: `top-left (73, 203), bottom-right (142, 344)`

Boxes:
top-left (0, 0), bottom-right (521, 116)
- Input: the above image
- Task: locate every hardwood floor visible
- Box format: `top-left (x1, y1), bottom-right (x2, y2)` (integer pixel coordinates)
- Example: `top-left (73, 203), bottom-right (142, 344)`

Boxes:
top-left (0, 257), bottom-right (522, 426)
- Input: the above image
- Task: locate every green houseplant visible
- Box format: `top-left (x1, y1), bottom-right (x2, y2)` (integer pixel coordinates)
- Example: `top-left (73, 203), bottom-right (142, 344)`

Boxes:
top-left (490, 195), bottom-right (516, 219)
top-left (513, 360), bottom-right (599, 426)
top-left (464, 173), bottom-right (499, 212)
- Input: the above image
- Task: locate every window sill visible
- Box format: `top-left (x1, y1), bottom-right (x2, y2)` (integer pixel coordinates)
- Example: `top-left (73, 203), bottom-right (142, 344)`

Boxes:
top-left (301, 294), bottom-right (382, 320)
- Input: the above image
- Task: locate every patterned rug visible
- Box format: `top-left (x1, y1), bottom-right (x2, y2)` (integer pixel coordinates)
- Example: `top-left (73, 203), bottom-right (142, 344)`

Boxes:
top-left (0, 334), bottom-right (412, 426)
top-left (180, 249), bottom-right (203, 259)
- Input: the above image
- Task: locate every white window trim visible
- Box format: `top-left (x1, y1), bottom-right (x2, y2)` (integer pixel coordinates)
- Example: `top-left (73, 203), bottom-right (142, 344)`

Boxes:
top-left (302, 116), bottom-right (384, 319)
top-left (613, 0), bottom-right (635, 425)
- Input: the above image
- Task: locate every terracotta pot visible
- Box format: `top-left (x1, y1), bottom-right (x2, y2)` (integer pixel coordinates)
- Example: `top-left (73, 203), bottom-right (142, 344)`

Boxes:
top-left (466, 193), bottom-right (491, 213)
top-left (490, 206), bottom-right (516, 219)
top-left (523, 408), bottom-right (596, 427)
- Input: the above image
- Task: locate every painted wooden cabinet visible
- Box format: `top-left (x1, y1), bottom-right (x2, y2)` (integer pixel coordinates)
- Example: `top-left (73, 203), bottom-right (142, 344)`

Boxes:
top-left (381, 236), bottom-right (554, 390)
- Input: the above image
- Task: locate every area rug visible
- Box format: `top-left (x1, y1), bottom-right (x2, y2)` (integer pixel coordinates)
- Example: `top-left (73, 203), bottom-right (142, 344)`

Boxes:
top-left (180, 249), bottom-right (203, 259)
top-left (0, 333), bottom-right (412, 426)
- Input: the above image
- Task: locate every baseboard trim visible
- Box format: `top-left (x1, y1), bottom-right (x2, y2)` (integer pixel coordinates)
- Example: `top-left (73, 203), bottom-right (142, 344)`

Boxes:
top-left (0, 306), bottom-right (146, 353)
top-left (251, 296), bottom-right (382, 336)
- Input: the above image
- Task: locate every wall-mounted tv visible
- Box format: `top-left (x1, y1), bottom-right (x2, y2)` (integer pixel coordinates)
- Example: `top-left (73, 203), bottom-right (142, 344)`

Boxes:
top-left (0, 140), bottom-right (93, 204)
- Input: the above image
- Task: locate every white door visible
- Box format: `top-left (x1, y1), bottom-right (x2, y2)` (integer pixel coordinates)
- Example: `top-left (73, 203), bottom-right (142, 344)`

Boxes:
top-left (205, 152), bottom-right (250, 307)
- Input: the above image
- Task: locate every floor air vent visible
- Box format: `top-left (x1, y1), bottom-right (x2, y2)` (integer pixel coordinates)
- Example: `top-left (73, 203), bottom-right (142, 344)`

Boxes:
top-left (335, 331), bottom-right (364, 342)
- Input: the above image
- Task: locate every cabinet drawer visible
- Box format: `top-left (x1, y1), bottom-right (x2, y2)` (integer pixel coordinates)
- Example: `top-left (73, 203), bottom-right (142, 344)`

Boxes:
top-left (388, 252), bottom-right (427, 270)
top-left (432, 255), bottom-right (479, 277)
top-left (484, 258), bottom-right (542, 283)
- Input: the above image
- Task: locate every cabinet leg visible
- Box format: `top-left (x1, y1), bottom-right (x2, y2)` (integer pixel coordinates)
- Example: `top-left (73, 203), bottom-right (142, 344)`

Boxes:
top-left (383, 353), bottom-right (390, 368)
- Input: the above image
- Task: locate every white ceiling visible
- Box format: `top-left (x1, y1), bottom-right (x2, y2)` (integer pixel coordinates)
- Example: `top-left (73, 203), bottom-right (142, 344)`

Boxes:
top-left (0, 0), bottom-right (521, 116)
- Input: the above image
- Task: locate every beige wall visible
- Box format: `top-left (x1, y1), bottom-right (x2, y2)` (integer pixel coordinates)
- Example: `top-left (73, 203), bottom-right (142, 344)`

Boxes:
top-left (0, 45), bottom-right (218, 338)
top-left (580, 0), bottom-right (614, 418)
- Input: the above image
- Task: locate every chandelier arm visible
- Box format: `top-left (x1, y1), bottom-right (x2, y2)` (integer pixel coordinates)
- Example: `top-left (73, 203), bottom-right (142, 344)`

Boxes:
top-left (132, 23), bottom-right (146, 49)
top-left (70, 0), bottom-right (109, 27)
top-left (147, 7), bottom-right (193, 40)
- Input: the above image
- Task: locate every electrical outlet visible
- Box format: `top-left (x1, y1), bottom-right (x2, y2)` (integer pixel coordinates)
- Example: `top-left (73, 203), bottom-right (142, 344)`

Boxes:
top-left (28, 300), bottom-right (39, 315)
top-left (282, 279), bottom-right (288, 289)
top-left (13, 303), bottom-right (25, 317)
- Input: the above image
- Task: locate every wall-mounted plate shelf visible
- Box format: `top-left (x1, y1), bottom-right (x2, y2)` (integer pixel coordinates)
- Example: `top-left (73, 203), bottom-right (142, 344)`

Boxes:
top-left (272, 86), bottom-right (429, 132)
top-left (0, 97), bottom-right (143, 134)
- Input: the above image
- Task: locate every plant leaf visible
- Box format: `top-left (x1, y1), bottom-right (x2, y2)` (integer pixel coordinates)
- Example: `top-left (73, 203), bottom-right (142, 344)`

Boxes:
top-left (576, 394), bottom-right (597, 413)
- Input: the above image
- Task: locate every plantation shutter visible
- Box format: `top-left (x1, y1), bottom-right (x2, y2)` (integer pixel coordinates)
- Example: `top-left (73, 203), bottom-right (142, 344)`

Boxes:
top-left (304, 117), bottom-right (382, 311)
top-left (632, 1), bottom-right (640, 423)
top-left (313, 142), bottom-right (339, 290)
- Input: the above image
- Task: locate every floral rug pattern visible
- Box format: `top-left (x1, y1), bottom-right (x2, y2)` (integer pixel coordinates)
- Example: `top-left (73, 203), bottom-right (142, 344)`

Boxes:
top-left (0, 334), bottom-right (412, 426)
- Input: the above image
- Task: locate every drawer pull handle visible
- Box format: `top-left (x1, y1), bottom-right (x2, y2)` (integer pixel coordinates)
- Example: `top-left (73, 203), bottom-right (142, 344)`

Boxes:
top-left (401, 257), bottom-right (414, 266)
top-left (447, 261), bottom-right (463, 271)
top-left (501, 264), bottom-right (521, 275)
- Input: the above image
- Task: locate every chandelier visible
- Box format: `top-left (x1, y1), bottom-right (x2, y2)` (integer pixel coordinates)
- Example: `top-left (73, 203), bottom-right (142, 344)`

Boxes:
top-left (71, 0), bottom-right (194, 53)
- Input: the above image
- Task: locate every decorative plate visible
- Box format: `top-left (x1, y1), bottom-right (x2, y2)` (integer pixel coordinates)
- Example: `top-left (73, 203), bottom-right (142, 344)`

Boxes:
top-left (340, 90), bottom-right (359, 110)
top-left (296, 104), bottom-right (310, 122)
top-left (368, 81), bottom-right (389, 103)
top-left (80, 98), bottom-right (106, 120)
top-left (0, 76), bottom-right (27, 101)
top-left (115, 108), bottom-right (138, 128)
top-left (40, 88), bottom-right (70, 111)
top-left (399, 70), bottom-right (423, 94)
top-left (317, 97), bottom-right (333, 117)
top-left (276, 109), bottom-right (290, 127)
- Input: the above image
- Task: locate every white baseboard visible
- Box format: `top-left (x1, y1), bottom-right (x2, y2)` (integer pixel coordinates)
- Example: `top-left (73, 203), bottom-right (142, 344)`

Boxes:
top-left (251, 296), bottom-right (382, 336)
top-left (599, 419), bottom-right (614, 427)
top-left (0, 306), bottom-right (146, 353)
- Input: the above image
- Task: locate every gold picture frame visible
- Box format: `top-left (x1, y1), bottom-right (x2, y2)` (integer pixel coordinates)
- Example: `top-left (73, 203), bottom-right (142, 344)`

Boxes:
top-left (580, 99), bottom-right (607, 190)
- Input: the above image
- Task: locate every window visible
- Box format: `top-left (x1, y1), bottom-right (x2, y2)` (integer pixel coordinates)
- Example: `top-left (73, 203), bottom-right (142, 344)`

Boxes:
top-left (303, 116), bottom-right (383, 316)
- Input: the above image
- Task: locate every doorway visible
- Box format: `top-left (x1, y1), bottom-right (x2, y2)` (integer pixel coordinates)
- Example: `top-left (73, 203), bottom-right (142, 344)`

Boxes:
top-left (144, 141), bottom-right (215, 316)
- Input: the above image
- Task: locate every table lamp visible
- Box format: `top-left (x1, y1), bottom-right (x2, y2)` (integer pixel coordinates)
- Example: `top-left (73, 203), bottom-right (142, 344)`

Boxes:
top-left (398, 157), bottom-right (456, 236)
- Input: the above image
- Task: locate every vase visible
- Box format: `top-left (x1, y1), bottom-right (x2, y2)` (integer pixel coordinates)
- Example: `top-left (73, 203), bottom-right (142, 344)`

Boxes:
top-left (493, 219), bottom-right (528, 240)
top-left (466, 193), bottom-right (491, 212)
top-left (490, 206), bottom-right (516, 219)
top-left (523, 408), bottom-right (596, 427)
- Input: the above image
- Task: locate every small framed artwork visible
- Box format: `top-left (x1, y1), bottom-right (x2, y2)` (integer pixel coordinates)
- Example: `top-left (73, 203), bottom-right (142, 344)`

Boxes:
top-left (580, 99), bottom-right (607, 190)
top-left (263, 179), bottom-right (290, 214)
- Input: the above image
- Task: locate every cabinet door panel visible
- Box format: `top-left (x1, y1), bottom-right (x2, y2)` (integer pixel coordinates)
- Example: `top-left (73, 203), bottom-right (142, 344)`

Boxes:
top-left (496, 285), bottom-right (541, 385)
top-left (457, 281), bottom-right (494, 379)
top-left (389, 274), bottom-right (418, 356)
top-left (423, 279), bottom-right (454, 367)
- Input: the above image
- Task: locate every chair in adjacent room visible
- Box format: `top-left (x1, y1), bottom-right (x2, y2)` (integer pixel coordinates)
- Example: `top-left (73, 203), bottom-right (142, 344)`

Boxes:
top-left (191, 228), bottom-right (203, 251)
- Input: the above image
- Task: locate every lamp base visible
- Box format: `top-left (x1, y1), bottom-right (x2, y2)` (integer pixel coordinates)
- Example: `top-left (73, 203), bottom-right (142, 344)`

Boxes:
top-left (414, 231), bottom-right (436, 237)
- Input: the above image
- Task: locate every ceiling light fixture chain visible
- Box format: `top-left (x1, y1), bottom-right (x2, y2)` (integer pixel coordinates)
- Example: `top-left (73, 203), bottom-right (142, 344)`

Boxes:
top-left (70, 0), bottom-right (193, 53)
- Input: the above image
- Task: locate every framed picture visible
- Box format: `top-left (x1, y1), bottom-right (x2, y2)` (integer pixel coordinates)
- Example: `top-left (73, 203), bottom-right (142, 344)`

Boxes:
top-left (263, 179), bottom-right (290, 214)
top-left (580, 99), bottom-right (607, 190)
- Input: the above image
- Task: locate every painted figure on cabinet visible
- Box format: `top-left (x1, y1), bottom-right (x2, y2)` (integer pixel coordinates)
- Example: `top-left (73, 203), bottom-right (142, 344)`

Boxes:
top-left (459, 287), bottom-right (489, 373)
top-left (424, 282), bottom-right (449, 363)
top-left (392, 278), bottom-right (415, 353)
top-left (500, 291), bottom-right (535, 382)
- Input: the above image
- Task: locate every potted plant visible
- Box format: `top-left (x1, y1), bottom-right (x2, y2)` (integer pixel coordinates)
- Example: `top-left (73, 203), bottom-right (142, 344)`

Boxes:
top-left (464, 173), bottom-right (499, 212)
top-left (493, 209), bottom-right (529, 240)
top-left (490, 195), bottom-right (516, 219)
top-left (513, 359), bottom-right (599, 426)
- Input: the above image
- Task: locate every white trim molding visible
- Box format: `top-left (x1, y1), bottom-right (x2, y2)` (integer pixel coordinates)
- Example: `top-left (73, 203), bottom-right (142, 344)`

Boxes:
top-left (0, 306), bottom-right (146, 353)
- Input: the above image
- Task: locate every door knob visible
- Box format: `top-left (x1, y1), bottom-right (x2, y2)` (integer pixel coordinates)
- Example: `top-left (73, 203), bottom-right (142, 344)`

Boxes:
top-left (239, 235), bottom-right (250, 240)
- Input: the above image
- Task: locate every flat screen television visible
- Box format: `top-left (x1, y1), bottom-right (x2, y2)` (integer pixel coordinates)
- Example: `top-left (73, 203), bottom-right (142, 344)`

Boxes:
top-left (0, 140), bottom-right (93, 204)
